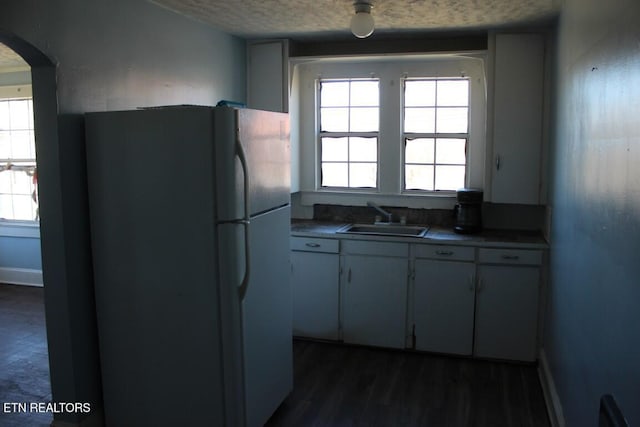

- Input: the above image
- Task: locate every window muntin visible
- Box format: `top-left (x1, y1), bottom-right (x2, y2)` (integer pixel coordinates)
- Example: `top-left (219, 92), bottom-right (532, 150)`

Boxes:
top-left (319, 79), bottom-right (379, 189)
top-left (0, 98), bottom-right (38, 221)
top-left (403, 78), bottom-right (469, 191)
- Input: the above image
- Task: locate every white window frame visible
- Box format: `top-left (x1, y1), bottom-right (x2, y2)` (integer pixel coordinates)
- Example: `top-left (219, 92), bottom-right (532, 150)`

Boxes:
top-left (401, 77), bottom-right (471, 193)
top-left (0, 87), bottom-right (39, 224)
top-left (293, 54), bottom-right (487, 209)
top-left (317, 78), bottom-right (380, 190)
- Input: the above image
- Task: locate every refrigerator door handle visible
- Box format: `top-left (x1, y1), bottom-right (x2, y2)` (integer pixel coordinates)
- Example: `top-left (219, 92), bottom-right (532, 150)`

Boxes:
top-left (236, 134), bottom-right (251, 301)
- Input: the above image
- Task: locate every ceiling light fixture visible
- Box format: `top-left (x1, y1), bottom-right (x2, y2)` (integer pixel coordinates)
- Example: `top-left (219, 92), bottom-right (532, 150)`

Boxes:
top-left (350, 1), bottom-right (375, 39)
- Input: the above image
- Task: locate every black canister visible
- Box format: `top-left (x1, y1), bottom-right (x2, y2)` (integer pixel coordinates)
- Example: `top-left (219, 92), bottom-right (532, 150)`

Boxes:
top-left (454, 188), bottom-right (483, 234)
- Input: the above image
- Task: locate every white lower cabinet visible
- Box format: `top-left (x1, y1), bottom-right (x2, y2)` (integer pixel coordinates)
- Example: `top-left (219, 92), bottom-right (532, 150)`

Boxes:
top-left (341, 241), bottom-right (409, 349)
top-left (474, 249), bottom-right (542, 362)
top-left (413, 246), bottom-right (476, 355)
top-left (291, 234), bottom-right (544, 362)
top-left (290, 237), bottom-right (340, 340)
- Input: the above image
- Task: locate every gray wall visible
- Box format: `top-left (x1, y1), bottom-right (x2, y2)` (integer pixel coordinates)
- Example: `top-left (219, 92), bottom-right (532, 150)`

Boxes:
top-left (545, 0), bottom-right (640, 425)
top-left (0, 0), bottom-right (246, 424)
top-left (0, 235), bottom-right (42, 270)
top-left (2, 0), bottom-right (245, 112)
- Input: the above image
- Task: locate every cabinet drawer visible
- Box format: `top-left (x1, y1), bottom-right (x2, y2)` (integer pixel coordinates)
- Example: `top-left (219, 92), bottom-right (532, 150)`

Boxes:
top-left (341, 240), bottom-right (408, 257)
top-left (478, 248), bottom-right (542, 265)
top-left (291, 237), bottom-right (339, 254)
top-left (413, 244), bottom-right (475, 261)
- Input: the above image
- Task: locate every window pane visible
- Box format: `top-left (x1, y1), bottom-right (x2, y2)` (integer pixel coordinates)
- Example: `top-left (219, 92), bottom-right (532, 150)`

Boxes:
top-left (0, 169), bottom-right (13, 192)
top-left (0, 98), bottom-right (37, 221)
top-left (350, 107), bottom-right (379, 132)
top-left (321, 163), bottom-right (348, 187)
top-left (322, 137), bottom-right (348, 161)
top-left (435, 165), bottom-right (465, 190)
top-left (10, 130), bottom-right (34, 158)
top-left (10, 100), bottom-right (31, 129)
top-left (319, 79), bottom-right (380, 190)
top-left (436, 107), bottom-right (468, 133)
top-left (10, 170), bottom-right (33, 195)
top-left (405, 138), bottom-right (434, 164)
top-left (321, 81), bottom-right (350, 106)
top-left (28, 102), bottom-right (34, 128)
top-left (12, 194), bottom-right (36, 220)
top-left (435, 138), bottom-right (466, 164)
top-left (0, 102), bottom-right (10, 129)
top-left (350, 163), bottom-right (377, 188)
top-left (0, 194), bottom-right (13, 219)
top-left (0, 131), bottom-right (10, 158)
top-left (321, 107), bottom-right (349, 132)
top-left (404, 107), bottom-right (435, 133)
top-left (350, 81), bottom-right (379, 106)
top-left (405, 80), bottom-right (436, 107)
top-left (405, 164), bottom-right (434, 191)
top-left (437, 80), bottom-right (469, 106)
top-left (349, 137), bottom-right (377, 162)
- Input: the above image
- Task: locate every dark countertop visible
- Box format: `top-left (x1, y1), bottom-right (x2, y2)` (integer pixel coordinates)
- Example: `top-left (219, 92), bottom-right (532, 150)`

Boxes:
top-left (291, 219), bottom-right (548, 249)
top-left (290, 219), bottom-right (347, 235)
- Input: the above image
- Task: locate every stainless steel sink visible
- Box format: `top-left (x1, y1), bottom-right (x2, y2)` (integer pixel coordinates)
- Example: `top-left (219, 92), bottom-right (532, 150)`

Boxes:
top-left (337, 223), bottom-right (429, 238)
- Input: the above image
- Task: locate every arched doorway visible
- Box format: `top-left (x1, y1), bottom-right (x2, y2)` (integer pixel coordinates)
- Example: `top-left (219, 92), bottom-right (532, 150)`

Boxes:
top-left (0, 40), bottom-right (52, 426)
top-left (0, 30), bottom-right (103, 427)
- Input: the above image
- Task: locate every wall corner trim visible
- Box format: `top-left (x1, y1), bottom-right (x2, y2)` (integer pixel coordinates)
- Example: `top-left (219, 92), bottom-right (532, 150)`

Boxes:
top-left (538, 348), bottom-right (566, 427)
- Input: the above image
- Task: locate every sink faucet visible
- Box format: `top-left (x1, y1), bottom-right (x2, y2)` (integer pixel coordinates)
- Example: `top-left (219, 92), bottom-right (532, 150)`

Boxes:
top-left (367, 201), bottom-right (392, 223)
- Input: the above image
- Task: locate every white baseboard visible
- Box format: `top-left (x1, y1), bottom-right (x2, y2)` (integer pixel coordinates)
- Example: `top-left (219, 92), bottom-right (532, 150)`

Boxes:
top-left (0, 267), bottom-right (43, 287)
top-left (538, 348), bottom-right (566, 427)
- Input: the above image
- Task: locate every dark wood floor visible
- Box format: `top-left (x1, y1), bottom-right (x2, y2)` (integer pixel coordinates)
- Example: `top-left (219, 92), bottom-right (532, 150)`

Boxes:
top-left (0, 284), bottom-right (550, 427)
top-left (0, 284), bottom-right (52, 427)
top-left (266, 339), bottom-right (550, 427)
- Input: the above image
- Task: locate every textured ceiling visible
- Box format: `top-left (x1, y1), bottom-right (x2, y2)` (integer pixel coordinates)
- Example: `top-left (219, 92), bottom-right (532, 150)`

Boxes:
top-left (0, 43), bottom-right (29, 70)
top-left (0, 1), bottom-right (560, 69)
top-left (149, 0), bottom-right (560, 38)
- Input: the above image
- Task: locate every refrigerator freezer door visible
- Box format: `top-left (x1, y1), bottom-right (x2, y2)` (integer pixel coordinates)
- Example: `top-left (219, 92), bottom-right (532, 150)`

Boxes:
top-left (214, 108), bottom-right (290, 222)
top-left (238, 108), bottom-right (290, 216)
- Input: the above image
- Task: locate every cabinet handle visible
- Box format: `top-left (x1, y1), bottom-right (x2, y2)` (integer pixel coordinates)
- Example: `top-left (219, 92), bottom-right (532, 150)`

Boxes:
top-left (501, 254), bottom-right (520, 260)
top-left (435, 250), bottom-right (454, 256)
top-left (469, 275), bottom-right (475, 292)
top-left (495, 154), bottom-right (501, 171)
top-left (305, 242), bottom-right (321, 248)
top-left (347, 268), bottom-right (352, 283)
top-left (477, 278), bottom-right (483, 292)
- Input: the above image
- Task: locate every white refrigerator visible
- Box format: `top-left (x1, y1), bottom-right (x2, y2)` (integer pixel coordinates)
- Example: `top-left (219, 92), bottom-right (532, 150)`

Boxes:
top-left (85, 106), bottom-right (292, 427)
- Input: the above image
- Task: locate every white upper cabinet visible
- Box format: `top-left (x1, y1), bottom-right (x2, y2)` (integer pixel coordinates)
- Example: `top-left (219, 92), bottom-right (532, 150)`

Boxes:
top-left (489, 33), bottom-right (545, 205)
top-left (247, 40), bottom-right (289, 113)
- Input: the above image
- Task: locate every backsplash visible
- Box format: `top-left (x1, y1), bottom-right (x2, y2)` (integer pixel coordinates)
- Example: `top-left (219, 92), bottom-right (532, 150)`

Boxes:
top-left (305, 203), bottom-right (546, 231)
top-left (312, 204), bottom-right (456, 227)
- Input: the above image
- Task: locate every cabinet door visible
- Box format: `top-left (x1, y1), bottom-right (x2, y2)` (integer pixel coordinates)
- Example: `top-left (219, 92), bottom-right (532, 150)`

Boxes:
top-left (475, 265), bottom-right (540, 361)
top-left (342, 255), bottom-right (408, 349)
top-left (291, 250), bottom-right (340, 340)
top-left (413, 259), bottom-right (476, 355)
top-left (491, 33), bottom-right (544, 204)
top-left (247, 40), bottom-right (288, 113)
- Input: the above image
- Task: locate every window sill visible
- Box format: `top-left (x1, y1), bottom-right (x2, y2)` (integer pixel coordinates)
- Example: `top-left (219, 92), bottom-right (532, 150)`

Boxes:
top-left (298, 190), bottom-right (457, 210)
top-left (0, 220), bottom-right (40, 238)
